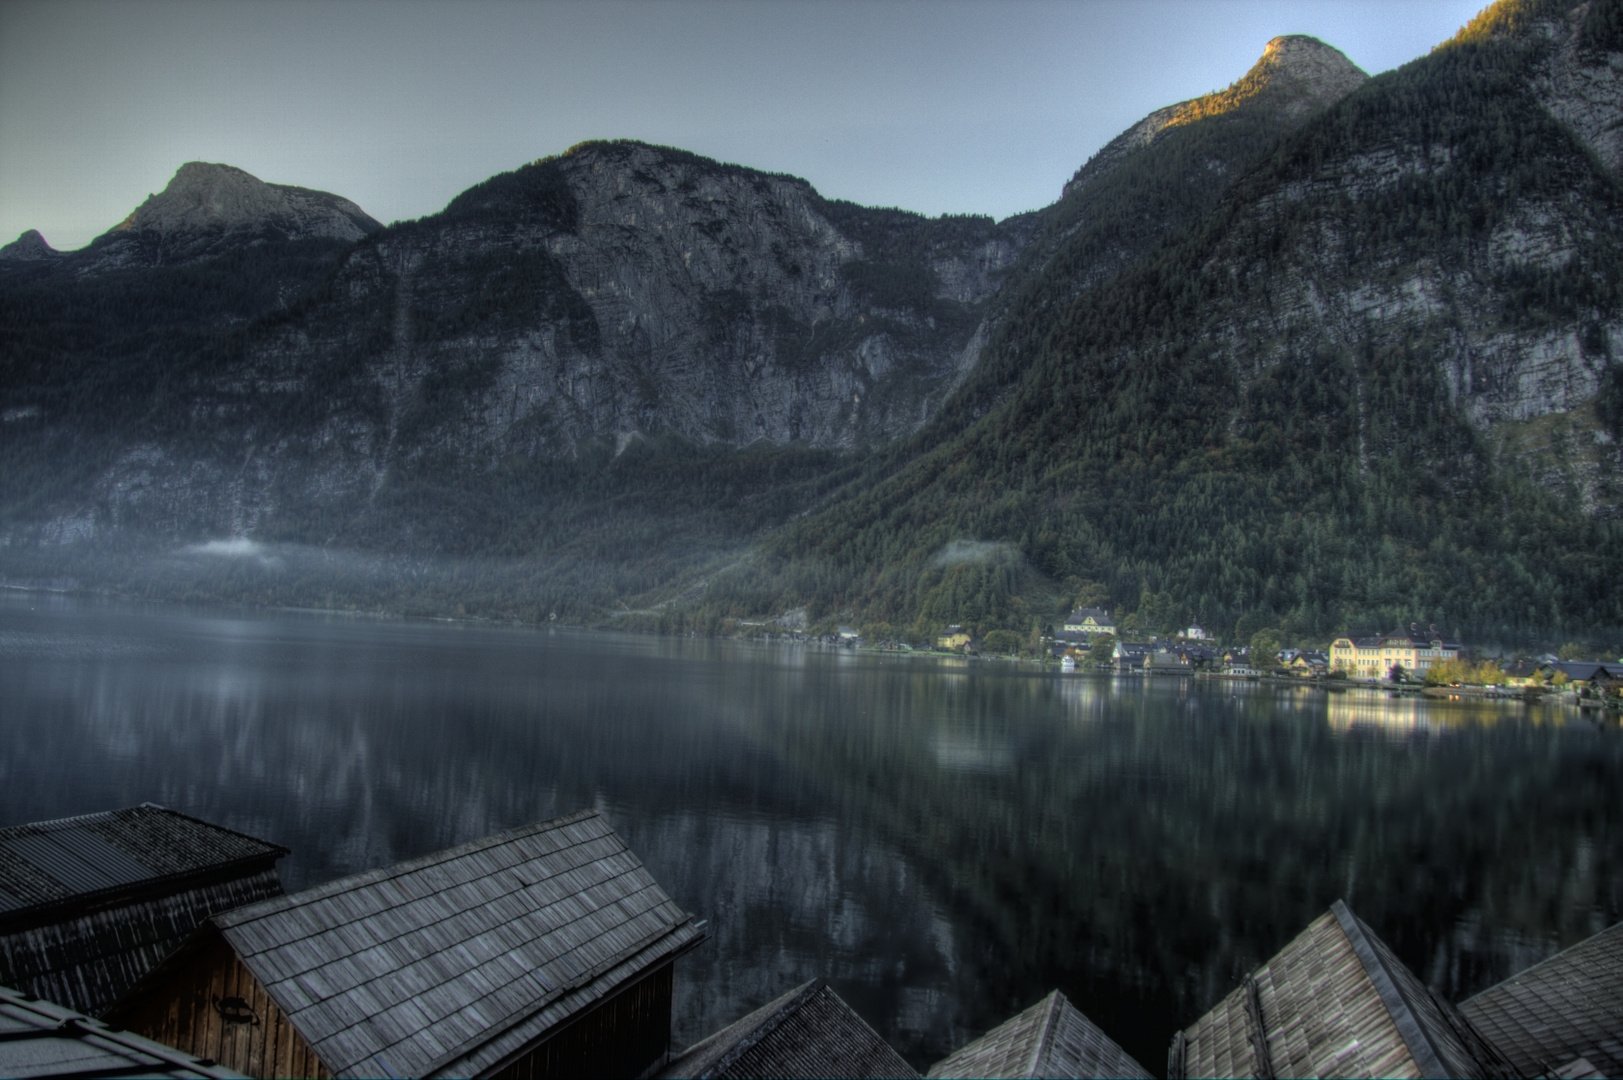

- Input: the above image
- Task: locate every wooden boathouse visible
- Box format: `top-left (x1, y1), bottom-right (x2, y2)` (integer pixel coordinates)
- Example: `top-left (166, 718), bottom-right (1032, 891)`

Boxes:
top-left (104, 809), bottom-right (705, 1080)
top-left (1167, 900), bottom-right (1516, 1079)
top-left (1460, 917), bottom-right (1623, 1077)
top-left (0, 804), bottom-right (288, 1016)
top-left (662, 979), bottom-right (916, 1079)
top-left (927, 989), bottom-right (1152, 1079)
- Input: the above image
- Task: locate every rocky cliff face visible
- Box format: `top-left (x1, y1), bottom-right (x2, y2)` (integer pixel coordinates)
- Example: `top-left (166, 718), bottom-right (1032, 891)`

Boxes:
top-left (179, 141), bottom-right (1032, 486)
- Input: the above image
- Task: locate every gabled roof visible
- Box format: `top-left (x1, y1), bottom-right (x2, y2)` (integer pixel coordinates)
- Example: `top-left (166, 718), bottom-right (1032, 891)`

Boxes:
top-left (662, 979), bottom-right (916, 1079)
top-left (1460, 919), bottom-right (1623, 1079)
top-left (1065, 609), bottom-right (1113, 623)
top-left (927, 989), bottom-right (1152, 1079)
top-left (0, 804), bottom-right (287, 927)
top-left (0, 982), bottom-right (246, 1079)
top-left (186, 809), bottom-right (701, 1080)
top-left (1170, 900), bottom-right (1515, 1079)
top-left (1550, 661), bottom-right (1623, 682)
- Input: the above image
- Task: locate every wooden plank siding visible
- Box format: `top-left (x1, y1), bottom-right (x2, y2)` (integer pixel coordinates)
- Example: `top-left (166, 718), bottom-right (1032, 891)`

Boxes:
top-left (108, 928), bottom-right (330, 1080)
top-left (492, 962), bottom-right (673, 1080)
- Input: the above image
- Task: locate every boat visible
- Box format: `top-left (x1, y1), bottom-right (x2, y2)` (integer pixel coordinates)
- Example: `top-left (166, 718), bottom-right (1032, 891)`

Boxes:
top-left (1060, 655), bottom-right (1076, 672)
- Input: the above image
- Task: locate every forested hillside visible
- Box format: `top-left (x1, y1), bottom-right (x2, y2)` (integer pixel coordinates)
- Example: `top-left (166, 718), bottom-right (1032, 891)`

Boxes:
top-left (703, 0), bottom-right (1623, 644)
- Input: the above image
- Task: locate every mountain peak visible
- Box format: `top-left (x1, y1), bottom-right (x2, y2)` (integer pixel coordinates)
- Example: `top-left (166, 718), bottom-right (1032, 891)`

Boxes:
top-left (112, 161), bottom-right (381, 243)
top-left (1243, 35), bottom-right (1370, 115)
top-left (0, 229), bottom-right (59, 261)
top-left (1063, 36), bottom-right (1365, 200)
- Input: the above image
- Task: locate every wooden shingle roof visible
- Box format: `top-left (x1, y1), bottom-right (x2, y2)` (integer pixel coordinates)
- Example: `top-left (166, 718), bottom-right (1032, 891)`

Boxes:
top-left (1460, 919), bottom-right (1623, 1079)
top-left (662, 979), bottom-right (917, 1080)
top-left (1169, 901), bottom-right (1516, 1079)
top-left (927, 989), bottom-right (1153, 1079)
top-left (201, 810), bottom-right (702, 1079)
top-left (0, 982), bottom-right (247, 1079)
top-left (0, 805), bottom-right (287, 923)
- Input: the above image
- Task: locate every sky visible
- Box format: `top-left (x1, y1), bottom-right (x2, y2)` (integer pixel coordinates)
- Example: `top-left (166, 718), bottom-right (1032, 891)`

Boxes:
top-left (0, 0), bottom-right (1487, 251)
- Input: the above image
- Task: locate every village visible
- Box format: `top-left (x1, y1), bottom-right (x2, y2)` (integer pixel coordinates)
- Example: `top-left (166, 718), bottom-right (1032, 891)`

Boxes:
top-left (1, 803), bottom-right (1618, 1079)
top-left (907, 607), bottom-right (1623, 711)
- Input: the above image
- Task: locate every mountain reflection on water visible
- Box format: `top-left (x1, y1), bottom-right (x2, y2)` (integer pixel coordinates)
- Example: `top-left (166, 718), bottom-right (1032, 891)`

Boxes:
top-left (2, 592), bottom-right (1619, 1071)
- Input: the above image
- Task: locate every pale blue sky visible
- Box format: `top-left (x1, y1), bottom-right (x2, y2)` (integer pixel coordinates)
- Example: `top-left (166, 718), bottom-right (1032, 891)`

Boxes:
top-left (0, 0), bottom-right (1486, 250)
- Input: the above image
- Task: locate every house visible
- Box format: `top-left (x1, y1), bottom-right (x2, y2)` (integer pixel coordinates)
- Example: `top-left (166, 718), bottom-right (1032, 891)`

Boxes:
top-left (1175, 645), bottom-right (1217, 668)
top-left (1330, 627), bottom-right (1460, 679)
top-left (1167, 900), bottom-right (1516, 1078)
top-left (927, 989), bottom-right (1152, 1079)
top-left (1145, 650), bottom-right (1193, 675)
top-left (1501, 660), bottom-right (1543, 687)
top-left (0, 981), bottom-right (247, 1079)
top-left (1288, 650), bottom-right (1329, 677)
top-left (1460, 918), bottom-right (1623, 1077)
top-left (1061, 608), bottom-right (1116, 637)
top-left (104, 810), bottom-right (706, 1080)
top-left (1548, 660), bottom-right (1623, 691)
top-left (0, 803), bottom-right (288, 1016)
top-left (662, 979), bottom-right (916, 1079)
top-left (937, 625), bottom-right (972, 651)
top-left (1113, 642), bottom-right (1153, 672)
top-left (1183, 625), bottom-right (1209, 641)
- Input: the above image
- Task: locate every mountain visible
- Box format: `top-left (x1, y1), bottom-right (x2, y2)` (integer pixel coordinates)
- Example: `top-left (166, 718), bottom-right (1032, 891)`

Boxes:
top-left (712, 0), bottom-right (1623, 643)
top-left (85, 161), bottom-right (382, 270)
top-left (0, 230), bottom-right (58, 261)
top-left (2, 0), bottom-right (1620, 643)
top-left (0, 145), bottom-right (1035, 619)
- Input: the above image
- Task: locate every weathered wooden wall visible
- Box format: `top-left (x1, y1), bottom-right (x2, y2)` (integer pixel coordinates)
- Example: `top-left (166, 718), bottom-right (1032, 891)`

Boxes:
top-left (105, 930), bottom-right (329, 1080)
top-left (0, 868), bottom-right (284, 1017)
top-left (492, 962), bottom-right (673, 1080)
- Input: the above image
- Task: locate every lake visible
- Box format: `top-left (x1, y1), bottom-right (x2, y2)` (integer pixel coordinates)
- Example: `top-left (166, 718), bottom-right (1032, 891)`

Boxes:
top-left (2, 590), bottom-right (1619, 1071)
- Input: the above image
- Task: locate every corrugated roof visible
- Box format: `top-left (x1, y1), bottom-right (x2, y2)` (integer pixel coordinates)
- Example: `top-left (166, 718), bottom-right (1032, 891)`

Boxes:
top-left (1460, 919), bottom-right (1623, 1079)
top-left (662, 979), bottom-right (917, 1079)
top-left (0, 982), bottom-right (247, 1079)
top-left (1171, 901), bottom-right (1515, 1079)
top-left (927, 989), bottom-right (1152, 1079)
top-left (208, 809), bottom-right (703, 1080)
top-left (0, 805), bottom-right (288, 923)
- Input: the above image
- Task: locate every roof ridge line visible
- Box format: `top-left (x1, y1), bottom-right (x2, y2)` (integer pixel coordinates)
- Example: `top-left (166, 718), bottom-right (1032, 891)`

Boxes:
top-left (705, 978), bottom-right (824, 1079)
top-left (1027, 989), bottom-right (1065, 1076)
top-left (1459, 919), bottom-right (1622, 1005)
top-left (1331, 900), bottom-right (1450, 1079)
top-left (216, 809), bottom-right (603, 926)
top-left (121, 804), bottom-right (292, 857)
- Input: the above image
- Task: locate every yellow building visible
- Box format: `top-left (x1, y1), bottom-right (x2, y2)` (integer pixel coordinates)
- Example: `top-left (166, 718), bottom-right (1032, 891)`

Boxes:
top-left (1330, 629), bottom-right (1460, 679)
top-left (1062, 608), bottom-right (1116, 636)
top-left (937, 625), bottom-right (972, 651)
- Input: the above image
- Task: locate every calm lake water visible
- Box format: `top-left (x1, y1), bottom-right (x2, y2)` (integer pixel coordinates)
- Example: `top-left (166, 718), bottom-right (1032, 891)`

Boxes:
top-left (2, 590), bottom-right (1620, 1071)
